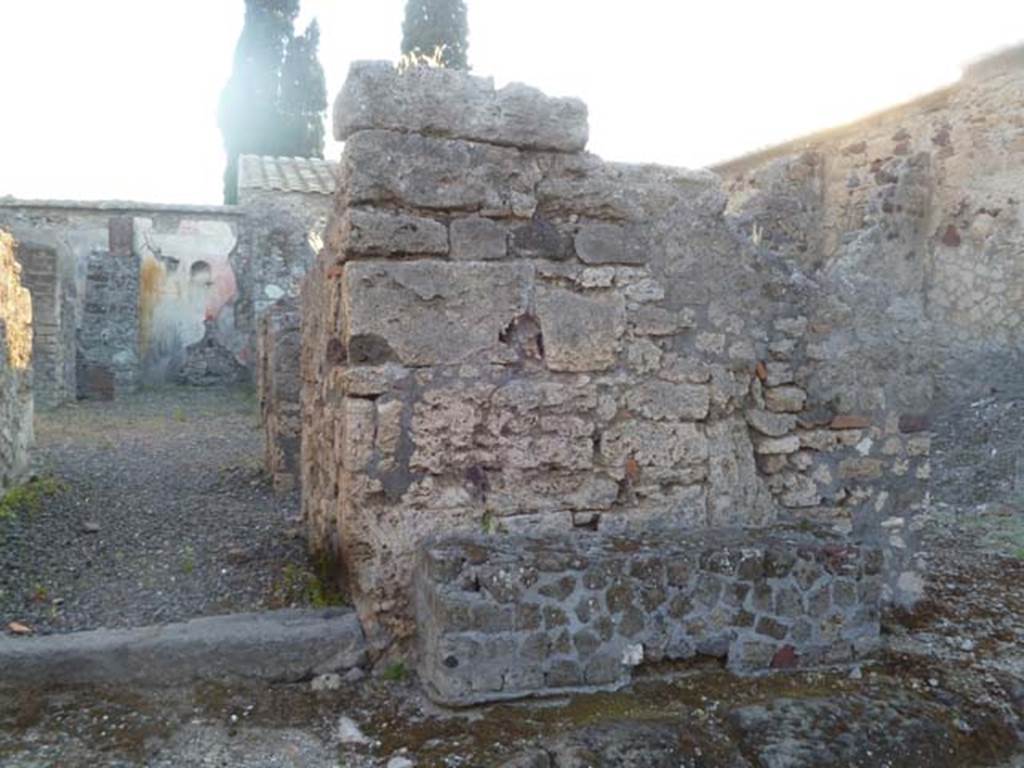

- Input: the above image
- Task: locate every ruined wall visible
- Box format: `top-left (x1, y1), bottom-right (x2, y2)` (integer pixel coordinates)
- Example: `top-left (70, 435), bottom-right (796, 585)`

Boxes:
top-left (0, 231), bottom-right (33, 493)
top-left (0, 200), bottom-right (248, 393)
top-left (718, 48), bottom-right (1024, 528)
top-left (239, 157), bottom-right (335, 493)
top-left (258, 296), bottom-right (302, 491)
top-left (718, 50), bottom-right (1024, 402)
top-left (418, 527), bottom-right (881, 704)
top-left (237, 156), bottom-right (334, 326)
top-left (13, 242), bottom-right (73, 408)
top-left (77, 217), bottom-right (141, 397)
top-left (302, 63), bottom-right (921, 644)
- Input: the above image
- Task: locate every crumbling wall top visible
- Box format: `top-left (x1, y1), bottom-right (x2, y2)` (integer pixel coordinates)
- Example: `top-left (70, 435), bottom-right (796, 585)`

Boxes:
top-left (333, 60), bottom-right (589, 153)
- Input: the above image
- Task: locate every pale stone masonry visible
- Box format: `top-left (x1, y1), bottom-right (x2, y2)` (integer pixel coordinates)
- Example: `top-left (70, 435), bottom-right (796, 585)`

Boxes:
top-left (301, 62), bottom-right (924, 650)
top-left (0, 230), bottom-right (33, 493)
top-left (417, 527), bottom-right (882, 705)
top-left (717, 47), bottom-right (1024, 403)
top-left (717, 47), bottom-right (1024, 581)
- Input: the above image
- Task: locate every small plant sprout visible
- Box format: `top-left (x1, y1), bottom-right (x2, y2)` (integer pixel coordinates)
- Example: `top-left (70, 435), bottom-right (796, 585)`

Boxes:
top-left (396, 44), bottom-right (448, 74)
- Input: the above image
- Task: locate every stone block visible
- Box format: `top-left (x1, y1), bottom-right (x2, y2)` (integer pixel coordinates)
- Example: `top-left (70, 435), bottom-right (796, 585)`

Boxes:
top-left (535, 287), bottom-right (625, 372)
top-left (538, 155), bottom-right (726, 222)
top-left (450, 216), bottom-right (507, 260)
top-left (334, 60), bottom-right (588, 152)
top-left (342, 130), bottom-right (539, 215)
top-left (754, 435), bottom-right (801, 455)
top-left (574, 223), bottom-right (647, 265)
top-left (343, 260), bottom-right (534, 367)
top-left (601, 421), bottom-right (708, 469)
top-left (764, 386), bottom-right (807, 413)
top-left (746, 408), bottom-right (797, 437)
top-left (343, 209), bottom-right (448, 258)
top-left (625, 380), bottom-right (710, 421)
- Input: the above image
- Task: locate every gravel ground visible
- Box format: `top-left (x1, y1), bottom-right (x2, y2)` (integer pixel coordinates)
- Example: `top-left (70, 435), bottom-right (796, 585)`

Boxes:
top-left (2, 501), bottom-right (1024, 766)
top-left (932, 391), bottom-right (1024, 509)
top-left (0, 386), bottom-right (320, 636)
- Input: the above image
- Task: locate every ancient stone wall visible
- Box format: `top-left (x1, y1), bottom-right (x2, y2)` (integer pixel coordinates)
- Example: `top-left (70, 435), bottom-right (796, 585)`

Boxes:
top-left (717, 48), bottom-right (1024, 544)
top-left (718, 49), bottom-right (1024, 404)
top-left (77, 217), bottom-right (141, 397)
top-left (0, 185), bottom-right (332, 397)
top-left (0, 200), bottom-right (248, 393)
top-left (417, 526), bottom-right (881, 704)
top-left (13, 242), bottom-right (73, 408)
top-left (0, 231), bottom-right (33, 493)
top-left (302, 62), bottom-right (922, 645)
top-left (237, 160), bottom-right (333, 325)
top-left (258, 296), bottom-right (303, 492)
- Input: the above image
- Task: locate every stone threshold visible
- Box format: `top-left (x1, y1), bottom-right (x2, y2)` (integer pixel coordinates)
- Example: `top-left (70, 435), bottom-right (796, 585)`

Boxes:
top-left (0, 608), bottom-right (366, 686)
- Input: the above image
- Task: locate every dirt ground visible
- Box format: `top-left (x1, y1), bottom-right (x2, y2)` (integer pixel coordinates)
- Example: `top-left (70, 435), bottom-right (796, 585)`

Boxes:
top-left (2, 496), bottom-right (1024, 767)
top-left (2, 385), bottom-right (1023, 766)
top-left (0, 387), bottom-right (326, 636)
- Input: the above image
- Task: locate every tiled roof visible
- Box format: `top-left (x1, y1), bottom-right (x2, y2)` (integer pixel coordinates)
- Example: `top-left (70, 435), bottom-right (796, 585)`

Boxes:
top-left (238, 155), bottom-right (338, 196)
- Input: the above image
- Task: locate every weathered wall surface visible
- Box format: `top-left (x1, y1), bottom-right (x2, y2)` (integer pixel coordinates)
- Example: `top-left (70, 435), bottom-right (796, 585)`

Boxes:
top-left (258, 296), bottom-right (302, 491)
top-left (0, 170), bottom-right (333, 400)
top-left (135, 216), bottom-right (241, 384)
top-left (302, 62), bottom-right (922, 644)
top-left (240, 157), bottom-right (335, 493)
top-left (418, 527), bottom-right (881, 704)
top-left (238, 155), bottom-right (335, 328)
top-left (717, 49), bottom-right (1024, 534)
top-left (12, 242), bottom-right (74, 408)
top-left (77, 217), bottom-right (142, 397)
top-left (0, 201), bottom-right (248, 394)
top-left (718, 52), bottom-right (1024, 403)
top-left (0, 231), bottom-right (33, 493)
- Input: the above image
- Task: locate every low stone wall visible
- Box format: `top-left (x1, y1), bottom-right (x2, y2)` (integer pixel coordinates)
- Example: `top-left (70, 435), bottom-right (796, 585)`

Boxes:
top-left (301, 62), bottom-right (927, 644)
top-left (258, 297), bottom-right (302, 492)
top-left (416, 526), bottom-right (881, 705)
top-left (0, 231), bottom-right (33, 493)
top-left (12, 243), bottom-right (73, 408)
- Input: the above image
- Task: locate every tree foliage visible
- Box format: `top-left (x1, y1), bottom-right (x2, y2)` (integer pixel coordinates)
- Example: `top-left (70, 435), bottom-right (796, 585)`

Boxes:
top-left (219, 0), bottom-right (326, 203)
top-left (401, 0), bottom-right (469, 70)
top-left (280, 20), bottom-right (327, 161)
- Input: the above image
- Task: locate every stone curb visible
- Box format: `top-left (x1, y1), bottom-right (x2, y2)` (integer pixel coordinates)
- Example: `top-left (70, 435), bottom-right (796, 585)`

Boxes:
top-left (0, 608), bottom-right (366, 686)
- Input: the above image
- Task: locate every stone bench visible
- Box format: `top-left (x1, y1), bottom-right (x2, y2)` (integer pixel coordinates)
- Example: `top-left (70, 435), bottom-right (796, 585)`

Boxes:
top-left (415, 526), bottom-right (882, 705)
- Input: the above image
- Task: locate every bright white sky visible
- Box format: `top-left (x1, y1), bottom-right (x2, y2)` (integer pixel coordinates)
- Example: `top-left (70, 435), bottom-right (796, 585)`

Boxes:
top-left (1, 1), bottom-right (1021, 204)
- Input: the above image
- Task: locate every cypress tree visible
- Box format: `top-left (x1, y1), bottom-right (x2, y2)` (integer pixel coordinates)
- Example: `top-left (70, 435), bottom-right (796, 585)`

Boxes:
top-left (220, 0), bottom-right (331, 204)
top-left (279, 19), bottom-right (327, 159)
top-left (401, 0), bottom-right (469, 70)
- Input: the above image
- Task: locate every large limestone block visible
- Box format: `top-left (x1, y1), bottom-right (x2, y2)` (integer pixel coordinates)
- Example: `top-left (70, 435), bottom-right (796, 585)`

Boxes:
top-left (574, 222), bottom-right (647, 265)
top-left (342, 209), bottom-right (448, 258)
top-left (343, 260), bottom-right (534, 367)
top-left (341, 130), bottom-right (541, 215)
top-left (536, 287), bottom-right (625, 372)
top-left (539, 155), bottom-right (726, 222)
top-left (334, 60), bottom-right (588, 152)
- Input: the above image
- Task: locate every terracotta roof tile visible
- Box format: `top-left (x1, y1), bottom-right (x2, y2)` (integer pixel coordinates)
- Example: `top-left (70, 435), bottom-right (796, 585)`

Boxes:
top-left (238, 155), bottom-right (338, 196)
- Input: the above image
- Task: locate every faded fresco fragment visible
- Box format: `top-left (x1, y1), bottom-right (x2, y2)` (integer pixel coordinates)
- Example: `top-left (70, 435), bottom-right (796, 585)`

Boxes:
top-left (134, 218), bottom-right (241, 383)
